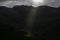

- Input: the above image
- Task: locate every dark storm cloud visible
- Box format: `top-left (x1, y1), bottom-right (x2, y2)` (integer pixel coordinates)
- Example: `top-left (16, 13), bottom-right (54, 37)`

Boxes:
top-left (0, 0), bottom-right (60, 8)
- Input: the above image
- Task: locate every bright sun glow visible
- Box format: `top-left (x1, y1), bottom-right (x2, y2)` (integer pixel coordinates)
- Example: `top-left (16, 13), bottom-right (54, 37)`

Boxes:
top-left (33, 0), bottom-right (44, 3)
top-left (32, 0), bottom-right (44, 7)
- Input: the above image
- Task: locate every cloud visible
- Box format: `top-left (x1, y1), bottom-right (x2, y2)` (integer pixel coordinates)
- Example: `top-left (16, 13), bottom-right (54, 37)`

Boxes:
top-left (42, 0), bottom-right (60, 7)
top-left (0, 0), bottom-right (32, 8)
top-left (0, 0), bottom-right (60, 8)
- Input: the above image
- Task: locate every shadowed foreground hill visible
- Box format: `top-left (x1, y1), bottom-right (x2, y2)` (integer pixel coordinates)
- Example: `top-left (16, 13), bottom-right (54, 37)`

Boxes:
top-left (0, 5), bottom-right (60, 40)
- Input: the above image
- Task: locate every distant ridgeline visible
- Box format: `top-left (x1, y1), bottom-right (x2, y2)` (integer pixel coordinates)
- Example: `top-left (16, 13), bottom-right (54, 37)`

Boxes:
top-left (0, 5), bottom-right (60, 40)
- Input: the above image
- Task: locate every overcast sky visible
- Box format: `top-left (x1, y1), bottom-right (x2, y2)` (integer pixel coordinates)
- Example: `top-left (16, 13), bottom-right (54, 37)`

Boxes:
top-left (0, 0), bottom-right (60, 8)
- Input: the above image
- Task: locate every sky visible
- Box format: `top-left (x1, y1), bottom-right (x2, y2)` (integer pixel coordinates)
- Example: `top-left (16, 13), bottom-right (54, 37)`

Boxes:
top-left (0, 0), bottom-right (60, 8)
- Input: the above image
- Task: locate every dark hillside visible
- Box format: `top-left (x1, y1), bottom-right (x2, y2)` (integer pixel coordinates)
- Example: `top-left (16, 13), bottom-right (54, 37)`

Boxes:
top-left (0, 5), bottom-right (60, 40)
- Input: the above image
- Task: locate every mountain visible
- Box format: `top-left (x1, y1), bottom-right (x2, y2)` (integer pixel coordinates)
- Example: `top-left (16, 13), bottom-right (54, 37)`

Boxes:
top-left (33, 6), bottom-right (60, 40)
top-left (0, 5), bottom-right (33, 31)
top-left (0, 5), bottom-right (60, 40)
